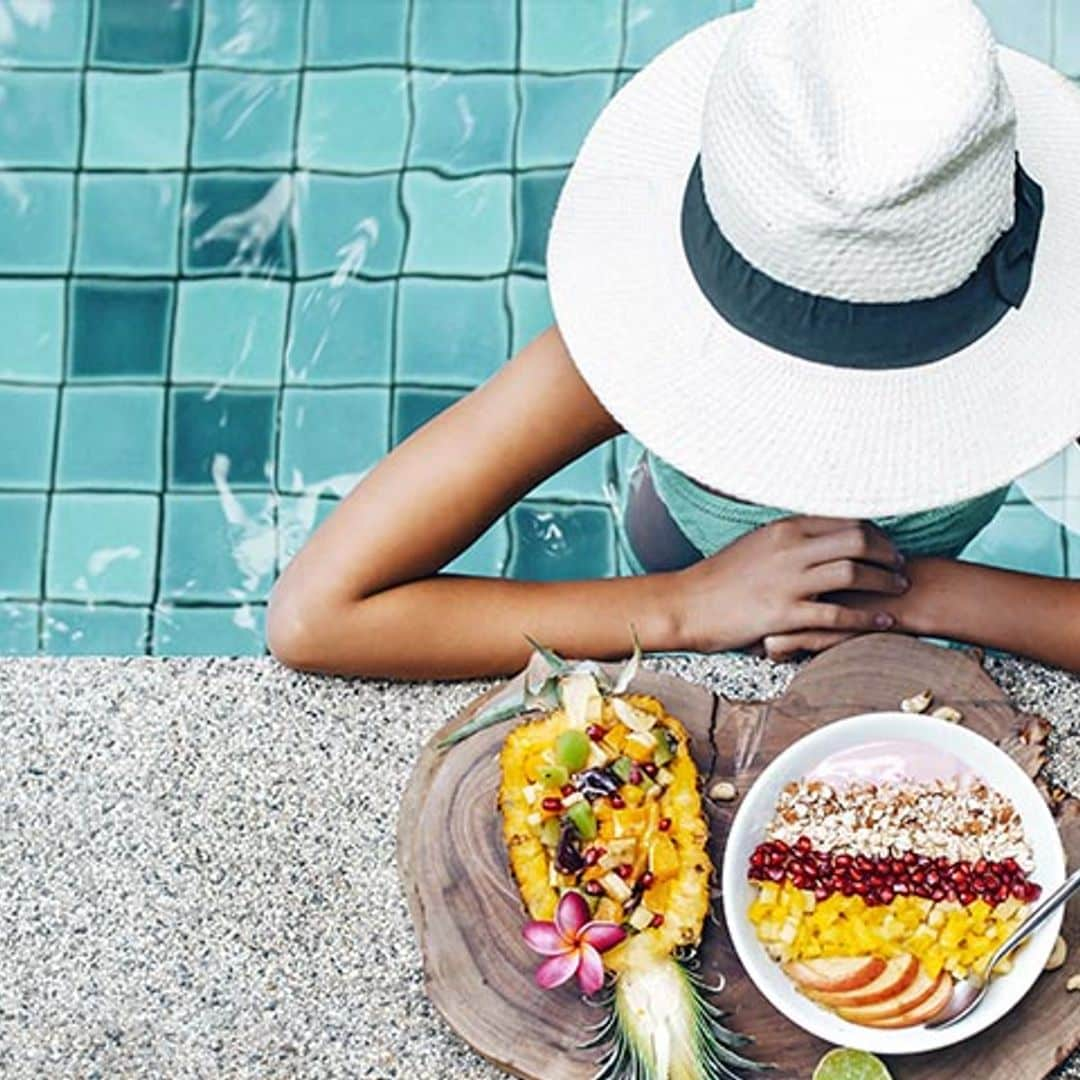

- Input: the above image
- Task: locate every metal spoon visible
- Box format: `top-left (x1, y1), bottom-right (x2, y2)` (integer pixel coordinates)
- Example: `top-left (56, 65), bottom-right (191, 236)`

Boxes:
top-left (927, 865), bottom-right (1080, 1030)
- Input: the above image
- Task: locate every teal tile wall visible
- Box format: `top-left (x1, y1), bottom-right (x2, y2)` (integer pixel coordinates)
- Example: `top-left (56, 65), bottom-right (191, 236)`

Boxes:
top-left (0, 0), bottom-right (1076, 656)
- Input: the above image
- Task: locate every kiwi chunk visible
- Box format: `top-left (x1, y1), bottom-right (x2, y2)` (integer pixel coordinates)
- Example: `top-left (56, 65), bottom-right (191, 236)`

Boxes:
top-left (538, 763), bottom-right (569, 789)
top-left (653, 729), bottom-right (675, 766)
top-left (555, 729), bottom-right (590, 772)
top-left (566, 800), bottom-right (597, 841)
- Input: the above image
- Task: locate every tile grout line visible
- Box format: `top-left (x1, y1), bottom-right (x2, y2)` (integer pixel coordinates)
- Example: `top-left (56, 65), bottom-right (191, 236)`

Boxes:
top-left (0, 268), bottom-right (550, 284)
top-left (269, 0), bottom-right (313, 588)
top-left (0, 162), bottom-right (585, 180)
top-left (387, 0), bottom-right (418, 450)
top-left (35, 0), bottom-right (95, 654)
top-left (604, 0), bottom-right (632, 577)
top-left (0, 59), bottom-right (646, 78)
top-left (145, 0), bottom-right (207, 657)
top-left (498, 0), bottom-right (525, 578)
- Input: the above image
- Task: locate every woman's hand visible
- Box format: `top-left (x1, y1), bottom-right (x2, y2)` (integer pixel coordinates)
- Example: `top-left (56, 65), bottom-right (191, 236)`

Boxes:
top-left (672, 516), bottom-right (910, 660)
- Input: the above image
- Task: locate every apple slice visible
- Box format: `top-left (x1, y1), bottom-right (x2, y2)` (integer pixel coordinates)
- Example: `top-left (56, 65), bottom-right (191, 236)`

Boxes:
top-left (836, 967), bottom-right (940, 1024)
top-left (860, 972), bottom-right (954, 1028)
top-left (784, 956), bottom-right (886, 994)
top-left (808, 954), bottom-right (919, 1008)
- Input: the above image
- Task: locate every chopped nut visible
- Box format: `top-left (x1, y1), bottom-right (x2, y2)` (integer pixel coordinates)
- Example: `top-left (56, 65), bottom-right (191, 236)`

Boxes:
top-left (709, 780), bottom-right (738, 802)
top-left (1067, 974), bottom-right (1080, 992)
top-left (1046, 936), bottom-right (1068, 972)
top-left (932, 705), bottom-right (963, 723)
top-left (901, 689), bottom-right (934, 713)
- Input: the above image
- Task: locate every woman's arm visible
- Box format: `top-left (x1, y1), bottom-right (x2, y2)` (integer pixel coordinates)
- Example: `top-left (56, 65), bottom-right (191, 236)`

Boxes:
top-left (268, 326), bottom-right (904, 678)
top-left (880, 558), bottom-right (1080, 672)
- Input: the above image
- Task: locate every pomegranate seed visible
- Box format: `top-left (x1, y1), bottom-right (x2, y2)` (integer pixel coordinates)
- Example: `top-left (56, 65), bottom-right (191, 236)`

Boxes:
top-left (773, 840), bottom-right (789, 853)
top-left (542, 797), bottom-right (563, 812)
top-left (628, 767), bottom-right (643, 785)
top-left (796, 836), bottom-right (812, 852)
top-left (834, 854), bottom-right (852, 869)
top-left (915, 883), bottom-right (933, 899)
top-left (911, 870), bottom-right (925, 885)
top-left (561, 784), bottom-right (575, 797)
top-left (587, 724), bottom-right (606, 741)
top-left (878, 887), bottom-right (894, 904)
top-left (650, 913), bottom-right (665, 928)
top-left (1002, 857), bottom-right (1020, 875)
top-left (749, 850), bottom-right (766, 868)
top-left (856, 856), bottom-right (873, 872)
top-left (814, 885), bottom-right (830, 901)
top-left (930, 887), bottom-right (946, 901)
top-left (852, 881), bottom-right (870, 896)
top-left (949, 868), bottom-right (967, 886)
top-left (792, 873), bottom-right (809, 890)
top-left (1011, 880), bottom-right (1028, 899)
top-left (584, 848), bottom-right (602, 867)
top-left (975, 858), bottom-right (989, 874)
top-left (766, 867), bottom-right (785, 882)
top-left (642, 762), bottom-right (658, 778)
top-left (640, 871), bottom-right (655, 889)
top-left (971, 875), bottom-right (987, 893)
top-left (984, 873), bottom-right (1001, 892)
top-left (925, 870), bottom-right (941, 887)
top-left (868, 875), bottom-right (885, 889)
top-left (995, 885), bottom-right (1009, 903)
top-left (584, 880), bottom-right (604, 896)
top-left (610, 795), bottom-right (626, 809)
top-left (935, 856), bottom-right (949, 870)
top-left (959, 890), bottom-right (975, 905)
top-left (747, 867), bottom-right (764, 881)
top-left (840, 882), bottom-right (856, 897)
top-left (892, 881), bottom-right (910, 895)
top-left (946, 887), bottom-right (958, 902)
top-left (1024, 882), bottom-right (1042, 902)
top-left (616, 863), bottom-right (633, 879)
top-left (658, 817), bottom-right (672, 832)
top-left (892, 859), bottom-right (906, 876)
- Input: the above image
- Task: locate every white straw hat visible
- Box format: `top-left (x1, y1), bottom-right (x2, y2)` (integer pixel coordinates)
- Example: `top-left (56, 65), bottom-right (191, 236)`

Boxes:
top-left (547, 0), bottom-right (1080, 516)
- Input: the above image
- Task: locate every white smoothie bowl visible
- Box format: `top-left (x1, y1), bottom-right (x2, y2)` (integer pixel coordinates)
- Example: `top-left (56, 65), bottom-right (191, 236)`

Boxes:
top-left (720, 712), bottom-right (1066, 1055)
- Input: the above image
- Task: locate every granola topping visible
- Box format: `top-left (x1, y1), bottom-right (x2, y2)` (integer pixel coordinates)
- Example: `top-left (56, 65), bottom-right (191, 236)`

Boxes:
top-left (766, 777), bottom-right (1033, 872)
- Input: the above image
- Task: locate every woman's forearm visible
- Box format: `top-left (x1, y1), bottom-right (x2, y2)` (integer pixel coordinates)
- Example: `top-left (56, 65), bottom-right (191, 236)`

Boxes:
top-left (268, 571), bottom-right (686, 679)
top-left (889, 557), bottom-right (1080, 671)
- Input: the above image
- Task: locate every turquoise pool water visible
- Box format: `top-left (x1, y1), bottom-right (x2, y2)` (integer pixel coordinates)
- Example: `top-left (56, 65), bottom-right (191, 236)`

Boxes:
top-left (1, 0), bottom-right (1078, 657)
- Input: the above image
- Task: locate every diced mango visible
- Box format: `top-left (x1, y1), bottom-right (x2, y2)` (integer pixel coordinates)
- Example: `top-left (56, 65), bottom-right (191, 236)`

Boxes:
top-left (746, 882), bottom-right (1029, 975)
top-left (649, 835), bottom-right (680, 881)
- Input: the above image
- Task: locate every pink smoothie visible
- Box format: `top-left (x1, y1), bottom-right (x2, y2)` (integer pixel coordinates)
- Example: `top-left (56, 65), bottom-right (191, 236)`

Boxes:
top-left (807, 739), bottom-right (974, 786)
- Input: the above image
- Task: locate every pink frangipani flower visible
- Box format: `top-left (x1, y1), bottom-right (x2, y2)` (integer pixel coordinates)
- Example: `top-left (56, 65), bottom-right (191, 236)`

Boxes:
top-left (522, 891), bottom-right (626, 995)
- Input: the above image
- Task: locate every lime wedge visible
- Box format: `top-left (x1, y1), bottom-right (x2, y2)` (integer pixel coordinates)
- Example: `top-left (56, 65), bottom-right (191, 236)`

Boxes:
top-left (812, 1048), bottom-right (893, 1080)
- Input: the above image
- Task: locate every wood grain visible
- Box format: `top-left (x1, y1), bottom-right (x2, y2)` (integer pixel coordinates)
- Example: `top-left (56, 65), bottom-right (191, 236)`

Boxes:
top-left (398, 634), bottom-right (1078, 1079)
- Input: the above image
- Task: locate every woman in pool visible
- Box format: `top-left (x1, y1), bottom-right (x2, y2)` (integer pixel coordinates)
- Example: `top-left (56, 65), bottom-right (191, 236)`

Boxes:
top-left (269, 0), bottom-right (1080, 677)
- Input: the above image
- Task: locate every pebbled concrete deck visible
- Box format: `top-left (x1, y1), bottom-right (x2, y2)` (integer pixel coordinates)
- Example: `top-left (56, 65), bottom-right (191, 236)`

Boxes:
top-left (0, 653), bottom-right (1076, 1078)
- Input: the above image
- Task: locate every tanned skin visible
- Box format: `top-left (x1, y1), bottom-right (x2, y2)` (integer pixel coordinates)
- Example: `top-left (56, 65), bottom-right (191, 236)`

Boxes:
top-left (268, 326), bottom-right (1080, 677)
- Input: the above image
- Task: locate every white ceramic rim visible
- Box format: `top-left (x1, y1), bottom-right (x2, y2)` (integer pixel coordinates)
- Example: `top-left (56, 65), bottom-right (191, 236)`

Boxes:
top-left (720, 712), bottom-right (1066, 1055)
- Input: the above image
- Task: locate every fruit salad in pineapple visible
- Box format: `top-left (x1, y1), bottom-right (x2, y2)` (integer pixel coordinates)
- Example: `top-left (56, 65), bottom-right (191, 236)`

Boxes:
top-left (490, 642), bottom-right (766, 1080)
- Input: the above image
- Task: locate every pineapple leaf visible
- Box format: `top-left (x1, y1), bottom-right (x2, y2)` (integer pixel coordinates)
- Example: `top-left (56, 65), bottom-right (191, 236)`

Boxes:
top-left (522, 634), bottom-right (571, 674)
top-left (437, 700), bottom-right (534, 748)
top-left (590, 952), bottom-right (770, 1080)
top-left (612, 624), bottom-right (643, 694)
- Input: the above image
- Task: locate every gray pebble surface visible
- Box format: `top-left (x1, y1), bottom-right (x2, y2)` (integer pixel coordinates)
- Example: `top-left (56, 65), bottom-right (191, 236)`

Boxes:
top-left (0, 654), bottom-right (1075, 1079)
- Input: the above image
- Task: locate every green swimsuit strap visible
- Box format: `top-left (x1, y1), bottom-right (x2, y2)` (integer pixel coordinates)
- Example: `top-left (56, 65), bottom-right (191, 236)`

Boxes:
top-left (645, 452), bottom-right (1009, 561)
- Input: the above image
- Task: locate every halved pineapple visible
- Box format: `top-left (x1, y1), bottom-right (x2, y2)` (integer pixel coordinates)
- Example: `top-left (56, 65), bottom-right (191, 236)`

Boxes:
top-left (500, 676), bottom-right (765, 1080)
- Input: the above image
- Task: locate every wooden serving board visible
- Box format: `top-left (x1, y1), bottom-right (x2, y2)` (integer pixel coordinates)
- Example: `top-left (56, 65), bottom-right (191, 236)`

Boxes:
top-left (398, 635), bottom-right (1079, 1079)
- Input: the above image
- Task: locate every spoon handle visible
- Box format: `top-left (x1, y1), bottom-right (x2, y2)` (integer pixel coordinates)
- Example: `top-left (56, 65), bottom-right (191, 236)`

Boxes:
top-left (987, 865), bottom-right (1080, 975)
